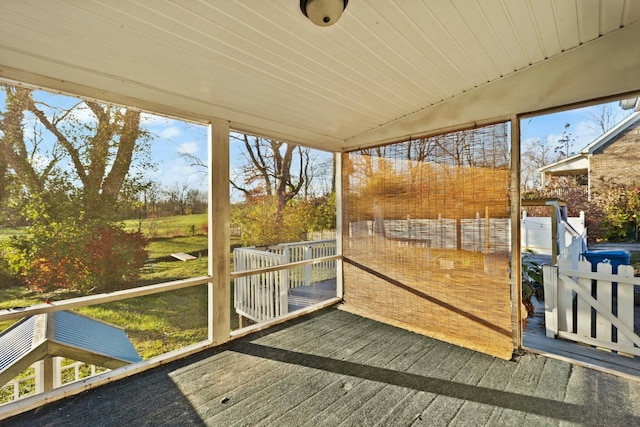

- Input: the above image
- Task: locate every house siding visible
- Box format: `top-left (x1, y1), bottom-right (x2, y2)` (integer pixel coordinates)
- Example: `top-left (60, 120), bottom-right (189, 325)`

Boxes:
top-left (590, 121), bottom-right (640, 195)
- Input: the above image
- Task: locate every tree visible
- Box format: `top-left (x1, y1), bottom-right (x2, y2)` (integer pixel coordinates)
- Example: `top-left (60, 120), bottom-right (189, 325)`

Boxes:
top-left (165, 183), bottom-right (190, 215)
top-left (231, 134), bottom-right (308, 210)
top-left (521, 137), bottom-right (554, 191)
top-left (187, 188), bottom-right (207, 214)
top-left (587, 103), bottom-right (632, 136)
top-left (0, 85), bottom-right (152, 221)
top-left (178, 131), bottom-right (336, 244)
top-left (228, 133), bottom-right (335, 245)
top-left (0, 85), bottom-right (151, 291)
top-left (3, 199), bottom-right (147, 292)
top-left (554, 123), bottom-right (575, 160)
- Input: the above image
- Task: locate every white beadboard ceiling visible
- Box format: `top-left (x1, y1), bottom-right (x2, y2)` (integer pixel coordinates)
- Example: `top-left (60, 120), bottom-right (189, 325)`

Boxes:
top-left (1, 0), bottom-right (640, 151)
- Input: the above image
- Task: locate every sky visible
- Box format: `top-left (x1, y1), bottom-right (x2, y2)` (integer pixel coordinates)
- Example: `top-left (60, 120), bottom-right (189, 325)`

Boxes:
top-left (0, 86), bottom-right (336, 199)
top-left (1, 86), bottom-right (635, 197)
top-left (520, 100), bottom-right (634, 156)
top-left (138, 114), bottom-right (209, 191)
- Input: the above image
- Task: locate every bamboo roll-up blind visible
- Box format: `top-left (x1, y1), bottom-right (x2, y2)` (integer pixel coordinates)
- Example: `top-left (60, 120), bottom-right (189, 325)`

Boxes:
top-left (342, 122), bottom-right (513, 359)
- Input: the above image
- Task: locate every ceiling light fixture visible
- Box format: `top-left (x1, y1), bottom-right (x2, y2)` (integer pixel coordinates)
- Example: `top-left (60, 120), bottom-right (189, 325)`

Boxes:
top-left (300, 0), bottom-right (349, 27)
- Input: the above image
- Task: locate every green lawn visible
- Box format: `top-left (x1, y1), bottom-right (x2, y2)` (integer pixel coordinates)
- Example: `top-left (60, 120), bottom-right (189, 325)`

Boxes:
top-left (145, 235), bottom-right (208, 260)
top-left (122, 213), bottom-right (208, 238)
top-left (0, 213), bottom-right (245, 404)
top-left (0, 213), bottom-right (210, 244)
top-left (0, 214), bottom-right (242, 359)
top-left (0, 226), bottom-right (26, 243)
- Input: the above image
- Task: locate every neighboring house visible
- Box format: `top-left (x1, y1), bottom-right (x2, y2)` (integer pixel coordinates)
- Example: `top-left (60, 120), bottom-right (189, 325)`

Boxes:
top-left (539, 105), bottom-right (640, 199)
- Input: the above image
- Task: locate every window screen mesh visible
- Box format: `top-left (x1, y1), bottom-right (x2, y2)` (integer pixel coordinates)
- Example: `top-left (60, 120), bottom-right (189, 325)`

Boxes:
top-left (342, 122), bottom-right (513, 359)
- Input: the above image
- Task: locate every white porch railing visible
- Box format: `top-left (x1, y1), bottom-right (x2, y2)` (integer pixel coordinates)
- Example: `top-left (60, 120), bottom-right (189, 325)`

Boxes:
top-left (233, 248), bottom-right (288, 322)
top-left (2, 359), bottom-right (106, 403)
top-left (543, 259), bottom-right (640, 356)
top-left (233, 240), bottom-right (337, 323)
top-left (0, 275), bottom-right (211, 413)
top-left (557, 225), bottom-right (587, 268)
top-left (266, 239), bottom-right (337, 288)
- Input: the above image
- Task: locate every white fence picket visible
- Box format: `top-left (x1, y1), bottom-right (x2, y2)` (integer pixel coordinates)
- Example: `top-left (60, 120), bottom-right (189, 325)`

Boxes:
top-left (618, 264), bottom-right (636, 349)
top-left (595, 262), bottom-right (613, 343)
top-left (576, 260), bottom-right (592, 338)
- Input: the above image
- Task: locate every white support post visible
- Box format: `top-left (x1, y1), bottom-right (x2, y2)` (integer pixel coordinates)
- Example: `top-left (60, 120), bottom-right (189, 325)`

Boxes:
top-left (208, 119), bottom-right (231, 344)
top-left (35, 358), bottom-right (54, 393)
top-left (543, 265), bottom-right (559, 338)
top-left (510, 116), bottom-right (522, 347)
top-left (53, 357), bottom-right (62, 388)
top-left (335, 152), bottom-right (343, 299)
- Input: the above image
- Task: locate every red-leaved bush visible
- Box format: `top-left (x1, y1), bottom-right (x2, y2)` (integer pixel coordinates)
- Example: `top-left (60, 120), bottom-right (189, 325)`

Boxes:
top-left (5, 220), bottom-right (148, 293)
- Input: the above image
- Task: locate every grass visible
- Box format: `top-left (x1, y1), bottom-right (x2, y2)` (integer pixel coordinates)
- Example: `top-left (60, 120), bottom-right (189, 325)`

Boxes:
top-left (0, 213), bottom-right (245, 404)
top-left (0, 259), bottom-right (214, 356)
top-left (0, 252), bottom-right (242, 405)
top-left (122, 213), bottom-right (208, 239)
top-left (145, 235), bottom-right (208, 260)
top-left (0, 226), bottom-right (26, 243)
top-left (0, 214), bottom-right (243, 392)
top-left (0, 213), bottom-right (209, 244)
top-left (77, 284), bottom-right (209, 359)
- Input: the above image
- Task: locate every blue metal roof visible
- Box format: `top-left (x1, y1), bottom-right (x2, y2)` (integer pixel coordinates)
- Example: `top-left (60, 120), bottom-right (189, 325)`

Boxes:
top-left (53, 311), bottom-right (141, 364)
top-left (0, 316), bottom-right (37, 372)
top-left (0, 310), bottom-right (141, 382)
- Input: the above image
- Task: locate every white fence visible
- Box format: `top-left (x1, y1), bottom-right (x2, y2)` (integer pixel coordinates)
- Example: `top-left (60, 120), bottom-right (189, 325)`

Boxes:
top-left (543, 259), bottom-right (640, 356)
top-left (349, 217), bottom-right (510, 252)
top-left (348, 212), bottom-right (585, 256)
top-left (233, 240), bottom-right (337, 323)
top-left (522, 211), bottom-right (585, 256)
top-left (306, 230), bottom-right (337, 241)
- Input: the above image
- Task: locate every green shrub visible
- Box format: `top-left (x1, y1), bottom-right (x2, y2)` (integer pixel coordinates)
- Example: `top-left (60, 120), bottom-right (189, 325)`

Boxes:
top-left (3, 220), bottom-right (147, 293)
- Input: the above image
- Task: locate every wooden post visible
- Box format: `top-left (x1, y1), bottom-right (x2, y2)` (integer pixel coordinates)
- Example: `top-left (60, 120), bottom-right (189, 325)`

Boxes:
top-left (510, 115), bottom-right (523, 347)
top-left (34, 358), bottom-right (54, 393)
top-left (484, 206), bottom-right (490, 254)
top-left (550, 205), bottom-right (558, 266)
top-left (208, 119), bottom-right (230, 344)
